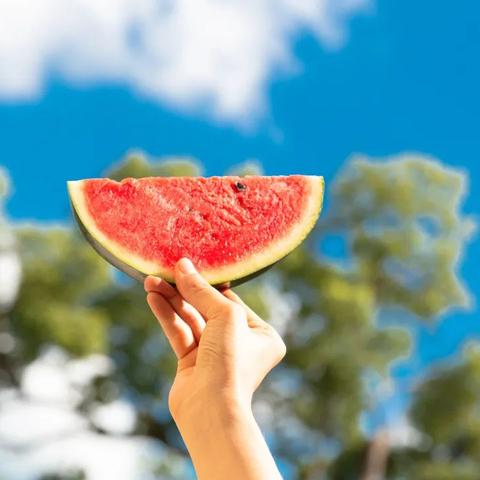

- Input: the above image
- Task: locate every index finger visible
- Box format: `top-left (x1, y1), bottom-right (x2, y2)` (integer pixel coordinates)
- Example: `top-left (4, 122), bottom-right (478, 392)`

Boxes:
top-left (174, 258), bottom-right (232, 319)
top-left (146, 292), bottom-right (197, 360)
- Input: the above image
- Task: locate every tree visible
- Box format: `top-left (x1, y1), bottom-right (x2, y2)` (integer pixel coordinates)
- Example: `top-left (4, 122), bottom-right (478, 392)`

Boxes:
top-left (264, 154), bottom-right (474, 477)
top-left (0, 152), bottom-right (474, 479)
top-left (387, 342), bottom-right (480, 480)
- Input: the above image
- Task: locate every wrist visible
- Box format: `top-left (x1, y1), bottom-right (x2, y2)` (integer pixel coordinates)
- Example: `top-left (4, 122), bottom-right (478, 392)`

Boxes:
top-left (172, 387), bottom-right (252, 435)
top-left (172, 389), bottom-right (282, 480)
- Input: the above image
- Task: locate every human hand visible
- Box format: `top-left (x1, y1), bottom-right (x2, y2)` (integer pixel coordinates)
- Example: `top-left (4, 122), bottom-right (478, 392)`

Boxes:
top-left (144, 257), bottom-right (286, 425)
top-left (144, 258), bottom-right (285, 480)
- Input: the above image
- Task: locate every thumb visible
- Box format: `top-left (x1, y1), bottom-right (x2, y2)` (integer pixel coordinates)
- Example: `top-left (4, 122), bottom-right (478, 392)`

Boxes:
top-left (175, 258), bottom-right (233, 320)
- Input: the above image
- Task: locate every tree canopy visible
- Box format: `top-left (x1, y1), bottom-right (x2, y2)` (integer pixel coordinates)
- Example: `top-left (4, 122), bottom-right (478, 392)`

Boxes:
top-left (0, 152), bottom-right (475, 479)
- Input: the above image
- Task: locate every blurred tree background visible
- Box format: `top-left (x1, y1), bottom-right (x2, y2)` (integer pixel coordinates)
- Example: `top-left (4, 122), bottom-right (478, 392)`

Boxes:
top-left (0, 152), bottom-right (476, 480)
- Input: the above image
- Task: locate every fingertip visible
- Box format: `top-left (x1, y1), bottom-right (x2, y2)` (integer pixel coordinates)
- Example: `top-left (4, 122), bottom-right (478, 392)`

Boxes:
top-left (145, 275), bottom-right (178, 299)
top-left (222, 288), bottom-right (240, 302)
top-left (174, 258), bottom-right (199, 288)
top-left (146, 291), bottom-right (157, 313)
top-left (146, 291), bottom-right (175, 320)
top-left (144, 275), bottom-right (161, 292)
top-left (173, 258), bottom-right (230, 319)
top-left (146, 290), bottom-right (159, 306)
top-left (176, 257), bottom-right (196, 275)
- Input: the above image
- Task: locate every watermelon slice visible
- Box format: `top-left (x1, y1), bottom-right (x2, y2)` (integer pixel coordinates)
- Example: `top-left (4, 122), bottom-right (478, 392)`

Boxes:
top-left (68, 175), bottom-right (324, 286)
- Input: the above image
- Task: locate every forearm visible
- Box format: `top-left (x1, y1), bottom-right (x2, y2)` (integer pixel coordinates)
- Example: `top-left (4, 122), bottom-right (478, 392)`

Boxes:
top-left (175, 397), bottom-right (282, 480)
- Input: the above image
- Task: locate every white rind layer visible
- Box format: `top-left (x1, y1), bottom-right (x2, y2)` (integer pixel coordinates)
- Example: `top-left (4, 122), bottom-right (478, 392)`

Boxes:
top-left (67, 176), bottom-right (324, 284)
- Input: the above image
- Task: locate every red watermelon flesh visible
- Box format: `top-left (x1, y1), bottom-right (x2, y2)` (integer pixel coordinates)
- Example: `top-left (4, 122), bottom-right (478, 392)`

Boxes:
top-left (68, 175), bottom-right (324, 285)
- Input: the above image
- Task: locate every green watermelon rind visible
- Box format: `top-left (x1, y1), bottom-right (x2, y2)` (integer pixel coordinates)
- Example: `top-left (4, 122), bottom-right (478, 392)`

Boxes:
top-left (67, 176), bottom-right (324, 285)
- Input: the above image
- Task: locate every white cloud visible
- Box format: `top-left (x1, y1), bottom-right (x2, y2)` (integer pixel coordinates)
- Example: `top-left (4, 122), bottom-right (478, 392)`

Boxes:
top-left (0, 347), bottom-right (188, 480)
top-left (0, 0), bottom-right (370, 123)
top-left (0, 432), bottom-right (188, 480)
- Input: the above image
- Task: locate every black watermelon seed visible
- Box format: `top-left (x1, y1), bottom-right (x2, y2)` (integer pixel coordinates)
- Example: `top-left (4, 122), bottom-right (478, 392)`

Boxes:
top-left (235, 181), bottom-right (247, 191)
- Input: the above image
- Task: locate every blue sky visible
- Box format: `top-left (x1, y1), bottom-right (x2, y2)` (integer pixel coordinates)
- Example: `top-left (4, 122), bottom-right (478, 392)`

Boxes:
top-left (1, 0), bottom-right (479, 431)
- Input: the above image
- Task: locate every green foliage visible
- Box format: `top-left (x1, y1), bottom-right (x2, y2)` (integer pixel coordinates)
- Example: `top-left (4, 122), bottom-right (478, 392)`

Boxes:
top-left (327, 154), bottom-right (475, 318)
top-left (410, 343), bottom-right (480, 458)
top-left (105, 151), bottom-right (201, 180)
top-left (331, 342), bottom-right (480, 479)
top-left (408, 460), bottom-right (479, 480)
top-left (0, 168), bottom-right (10, 229)
top-left (253, 154), bottom-right (473, 474)
top-left (327, 441), bottom-right (368, 480)
top-left (40, 469), bottom-right (86, 480)
top-left (11, 227), bottom-right (112, 358)
top-left (0, 167), bottom-right (8, 200)
top-left (0, 152), bottom-right (475, 479)
top-left (386, 448), bottom-right (480, 480)
top-left (226, 159), bottom-right (264, 176)
top-left (273, 250), bottom-right (410, 447)
top-left (94, 283), bottom-right (178, 401)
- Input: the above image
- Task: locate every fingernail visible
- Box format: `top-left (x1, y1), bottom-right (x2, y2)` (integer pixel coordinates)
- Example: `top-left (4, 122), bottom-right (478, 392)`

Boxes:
top-left (144, 275), bottom-right (161, 291)
top-left (178, 258), bottom-right (196, 274)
